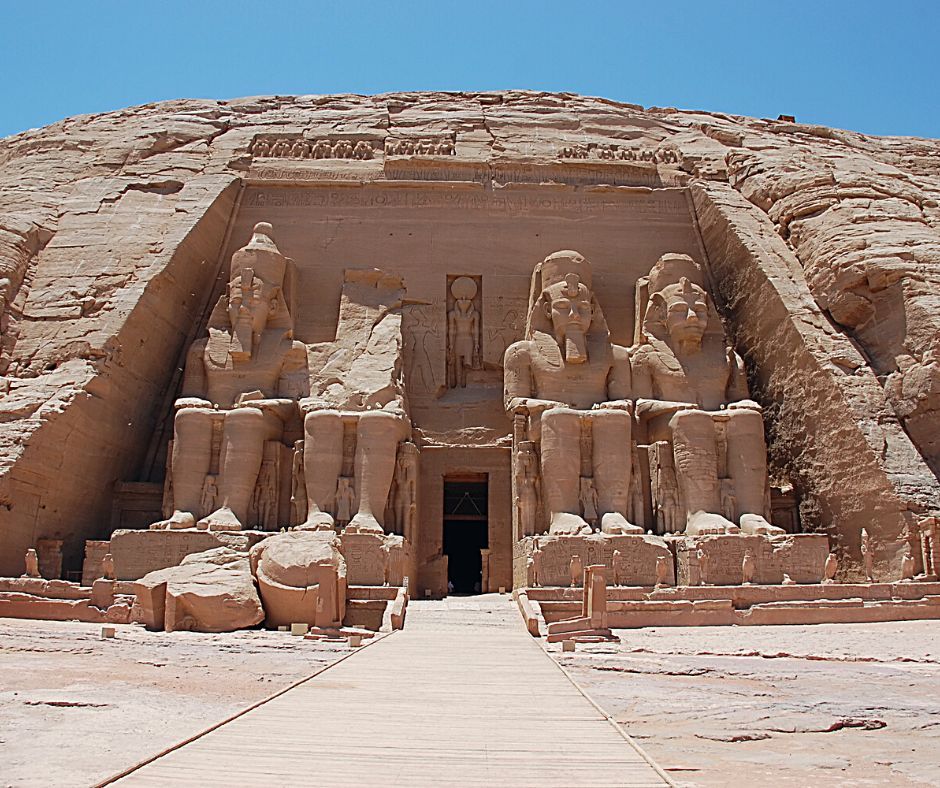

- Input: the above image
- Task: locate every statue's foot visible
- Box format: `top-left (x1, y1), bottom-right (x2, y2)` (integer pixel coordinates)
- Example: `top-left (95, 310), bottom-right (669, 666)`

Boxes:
top-left (295, 511), bottom-right (336, 531)
top-left (346, 512), bottom-right (384, 534)
top-left (600, 513), bottom-right (644, 535)
top-left (739, 513), bottom-right (785, 536)
top-left (197, 506), bottom-right (243, 532)
top-left (150, 511), bottom-right (195, 531)
top-left (686, 511), bottom-right (740, 536)
top-left (548, 512), bottom-right (592, 536)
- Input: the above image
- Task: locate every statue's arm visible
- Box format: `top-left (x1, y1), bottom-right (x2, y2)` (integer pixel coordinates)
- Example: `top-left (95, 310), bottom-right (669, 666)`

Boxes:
top-left (598, 344), bottom-right (634, 411)
top-left (278, 341), bottom-right (311, 400)
top-left (632, 347), bottom-right (697, 421)
top-left (504, 342), bottom-right (554, 413)
top-left (177, 339), bottom-right (211, 408)
top-left (725, 348), bottom-right (761, 410)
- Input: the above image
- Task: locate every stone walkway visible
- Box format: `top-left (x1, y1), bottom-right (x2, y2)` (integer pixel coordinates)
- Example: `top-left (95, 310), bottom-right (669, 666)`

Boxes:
top-left (111, 595), bottom-right (670, 787)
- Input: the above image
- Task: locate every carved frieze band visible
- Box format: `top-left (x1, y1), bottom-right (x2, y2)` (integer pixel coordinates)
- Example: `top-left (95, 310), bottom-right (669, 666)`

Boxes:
top-left (559, 144), bottom-right (679, 163)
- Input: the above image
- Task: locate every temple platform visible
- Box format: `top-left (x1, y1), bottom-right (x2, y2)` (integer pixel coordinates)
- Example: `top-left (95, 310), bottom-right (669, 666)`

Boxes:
top-left (521, 581), bottom-right (940, 630)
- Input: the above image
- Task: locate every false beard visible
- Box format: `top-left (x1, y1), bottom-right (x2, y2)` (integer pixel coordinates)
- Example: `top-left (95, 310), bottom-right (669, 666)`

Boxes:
top-left (562, 327), bottom-right (588, 364)
top-left (230, 313), bottom-right (254, 360)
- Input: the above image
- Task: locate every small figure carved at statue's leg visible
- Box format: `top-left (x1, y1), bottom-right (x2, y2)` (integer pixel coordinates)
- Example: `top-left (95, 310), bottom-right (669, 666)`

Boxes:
top-left (541, 408), bottom-right (591, 535)
top-left (298, 410), bottom-right (343, 530)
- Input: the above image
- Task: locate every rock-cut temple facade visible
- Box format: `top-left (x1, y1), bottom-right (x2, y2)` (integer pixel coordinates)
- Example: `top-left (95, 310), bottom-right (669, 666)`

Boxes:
top-left (0, 91), bottom-right (938, 632)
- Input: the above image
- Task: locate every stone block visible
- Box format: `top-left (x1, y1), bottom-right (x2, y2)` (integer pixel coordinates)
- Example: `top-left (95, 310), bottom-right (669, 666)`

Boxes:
top-left (675, 533), bottom-right (829, 586)
top-left (135, 547), bottom-right (264, 633)
top-left (109, 528), bottom-right (268, 581)
top-left (515, 534), bottom-right (672, 587)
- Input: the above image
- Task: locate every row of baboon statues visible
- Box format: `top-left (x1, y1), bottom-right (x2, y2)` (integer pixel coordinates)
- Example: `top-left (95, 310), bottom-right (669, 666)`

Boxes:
top-left (250, 136), bottom-right (456, 161)
top-left (153, 222), bottom-right (782, 541)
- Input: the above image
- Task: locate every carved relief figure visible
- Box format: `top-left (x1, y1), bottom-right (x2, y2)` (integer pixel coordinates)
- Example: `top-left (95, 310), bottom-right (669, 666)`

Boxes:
top-left (655, 555), bottom-right (671, 587)
top-left (404, 305), bottom-right (440, 395)
top-left (579, 477), bottom-right (599, 527)
top-left (823, 552), bottom-right (839, 583)
top-left (334, 477), bottom-right (355, 527)
top-left (570, 554), bottom-right (583, 587)
top-left (861, 527), bottom-right (874, 581)
top-left (504, 251), bottom-right (640, 536)
top-left (100, 553), bottom-right (115, 581)
top-left (393, 442), bottom-right (418, 537)
top-left (632, 253), bottom-right (782, 537)
top-left (200, 475), bottom-right (218, 519)
top-left (23, 548), bottom-right (40, 578)
top-left (648, 441), bottom-right (681, 534)
top-left (153, 223), bottom-right (309, 531)
top-left (513, 441), bottom-right (539, 538)
top-left (290, 440), bottom-right (306, 525)
top-left (741, 550), bottom-right (755, 584)
top-left (447, 277), bottom-right (480, 388)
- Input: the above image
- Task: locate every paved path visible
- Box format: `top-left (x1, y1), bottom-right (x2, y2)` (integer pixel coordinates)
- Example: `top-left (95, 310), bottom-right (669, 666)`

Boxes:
top-left (113, 595), bottom-right (670, 787)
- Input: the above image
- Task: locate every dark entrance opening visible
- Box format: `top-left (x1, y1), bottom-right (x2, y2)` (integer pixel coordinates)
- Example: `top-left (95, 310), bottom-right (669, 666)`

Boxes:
top-left (443, 477), bottom-right (488, 595)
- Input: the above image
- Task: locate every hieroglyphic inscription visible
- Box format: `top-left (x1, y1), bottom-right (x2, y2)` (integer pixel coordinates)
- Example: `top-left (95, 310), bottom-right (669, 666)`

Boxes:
top-left (243, 188), bottom-right (690, 217)
top-left (675, 534), bottom-right (828, 585)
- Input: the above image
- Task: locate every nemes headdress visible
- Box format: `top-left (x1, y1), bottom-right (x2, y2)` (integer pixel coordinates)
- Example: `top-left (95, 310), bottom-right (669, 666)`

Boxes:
top-left (525, 250), bottom-right (607, 338)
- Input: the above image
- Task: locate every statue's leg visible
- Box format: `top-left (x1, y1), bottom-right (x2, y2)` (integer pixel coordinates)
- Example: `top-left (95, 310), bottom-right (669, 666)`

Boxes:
top-left (348, 411), bottom-right (409, 533)
top-left (541, 407), bottom-right (590, 535)
top-left (669, 409), bottom-right (738, 535)
top-left (299, 410), bottom-right (344, 530)
top-left (592, 410), bottom-right (643, 534)
top-left (153, 407), bottom-right (214, 529)
top-left (727, 409), bottom-right (784, 535)
top-left (202, 407), bottom-right (274, 531)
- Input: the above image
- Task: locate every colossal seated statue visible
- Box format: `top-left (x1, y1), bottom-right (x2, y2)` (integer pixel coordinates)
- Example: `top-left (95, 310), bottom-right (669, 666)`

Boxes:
top-left (297, 269), bottom-right (412, 535)
top-left (631, 253), bottom-right (782, 537)
top-left (504, 251), bottom-right (640, 536)
top-left (154, 223), bottom-right (308, 531)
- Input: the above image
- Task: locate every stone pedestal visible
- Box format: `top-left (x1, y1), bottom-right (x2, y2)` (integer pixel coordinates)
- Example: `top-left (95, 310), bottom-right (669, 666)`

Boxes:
top-left (339, 531), bottom-right (411, 586)
top-left (514, 533), bottom-right (673, 588)
top-left (675, 533), bottom-right (829, 586)
top-left (108, 528), bottom-right (269, 581)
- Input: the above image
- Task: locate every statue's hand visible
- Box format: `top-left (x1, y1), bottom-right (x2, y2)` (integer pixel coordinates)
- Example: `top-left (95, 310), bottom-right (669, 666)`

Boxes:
top-left (635, 399), bottom-right (698, 419)
top-left (174, 397), bottom-right (212, 411)
top-left (239, 397), bottom-right (295, 420)
top-left (727, 399), bottom-right (762, 412)
top-left (592, 399), bottom-right (634, 414)
top-left (510, 397), bottom-right (557, 416)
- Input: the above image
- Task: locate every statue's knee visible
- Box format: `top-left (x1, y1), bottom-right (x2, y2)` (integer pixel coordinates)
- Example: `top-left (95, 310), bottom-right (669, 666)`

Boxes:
top-left (224, 407), bottom-right (265, 437)
top-left (174, 407), bottom-right (212, 438)
top-left (668, 408), bottom-right (711, 434)
top-left (303, 409), bottom-right (341, 436)
top-left (727, 408), bottom-right (764, 436)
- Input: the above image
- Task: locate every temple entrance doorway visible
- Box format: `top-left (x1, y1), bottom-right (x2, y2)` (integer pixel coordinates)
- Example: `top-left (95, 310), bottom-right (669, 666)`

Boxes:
top-left (442, 477), bottom-right (488, 595)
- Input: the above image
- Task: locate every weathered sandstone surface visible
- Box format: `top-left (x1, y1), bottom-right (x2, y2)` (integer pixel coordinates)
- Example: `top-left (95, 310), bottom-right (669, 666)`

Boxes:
top-left (135, 546), bottom-right (264, 632)
top-left (0, 91), bottom-right (937, 579)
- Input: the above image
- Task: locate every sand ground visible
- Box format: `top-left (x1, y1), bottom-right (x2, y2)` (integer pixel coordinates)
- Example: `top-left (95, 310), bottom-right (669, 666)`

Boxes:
top-left (548, 620), bottom-right (940, 787)
top-left (3, 617), bottom-right (939, 787)
top-left (0, 619), bottom-right (356, 787)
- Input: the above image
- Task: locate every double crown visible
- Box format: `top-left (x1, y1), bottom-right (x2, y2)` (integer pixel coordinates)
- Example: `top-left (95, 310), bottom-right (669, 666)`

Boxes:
top-left (230, 222), bottom-right (288, 288)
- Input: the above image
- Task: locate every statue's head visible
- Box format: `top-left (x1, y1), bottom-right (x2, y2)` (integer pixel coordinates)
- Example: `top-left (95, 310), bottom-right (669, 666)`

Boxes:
top-left (661, 277), bottom-right (709, 346)
top-left (228, 268), bottom-right (280, 341)
top-left (450, 276), bottom-right (477, 309)
top-left (642, 253), bottom-right (713, 349)
top-left (209, 223), bottom-right (294, 344)
top-left (526, 251), bottom-right (609, 364)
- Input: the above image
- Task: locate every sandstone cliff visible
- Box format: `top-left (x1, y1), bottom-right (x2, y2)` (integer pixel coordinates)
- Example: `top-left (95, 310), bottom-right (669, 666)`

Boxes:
top-left (0, 92), bottom-right (937, 576)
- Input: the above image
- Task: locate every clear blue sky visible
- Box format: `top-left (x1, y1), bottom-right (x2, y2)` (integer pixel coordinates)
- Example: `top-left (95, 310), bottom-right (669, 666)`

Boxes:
top-left (1, 0), bottom-right (938, 139)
